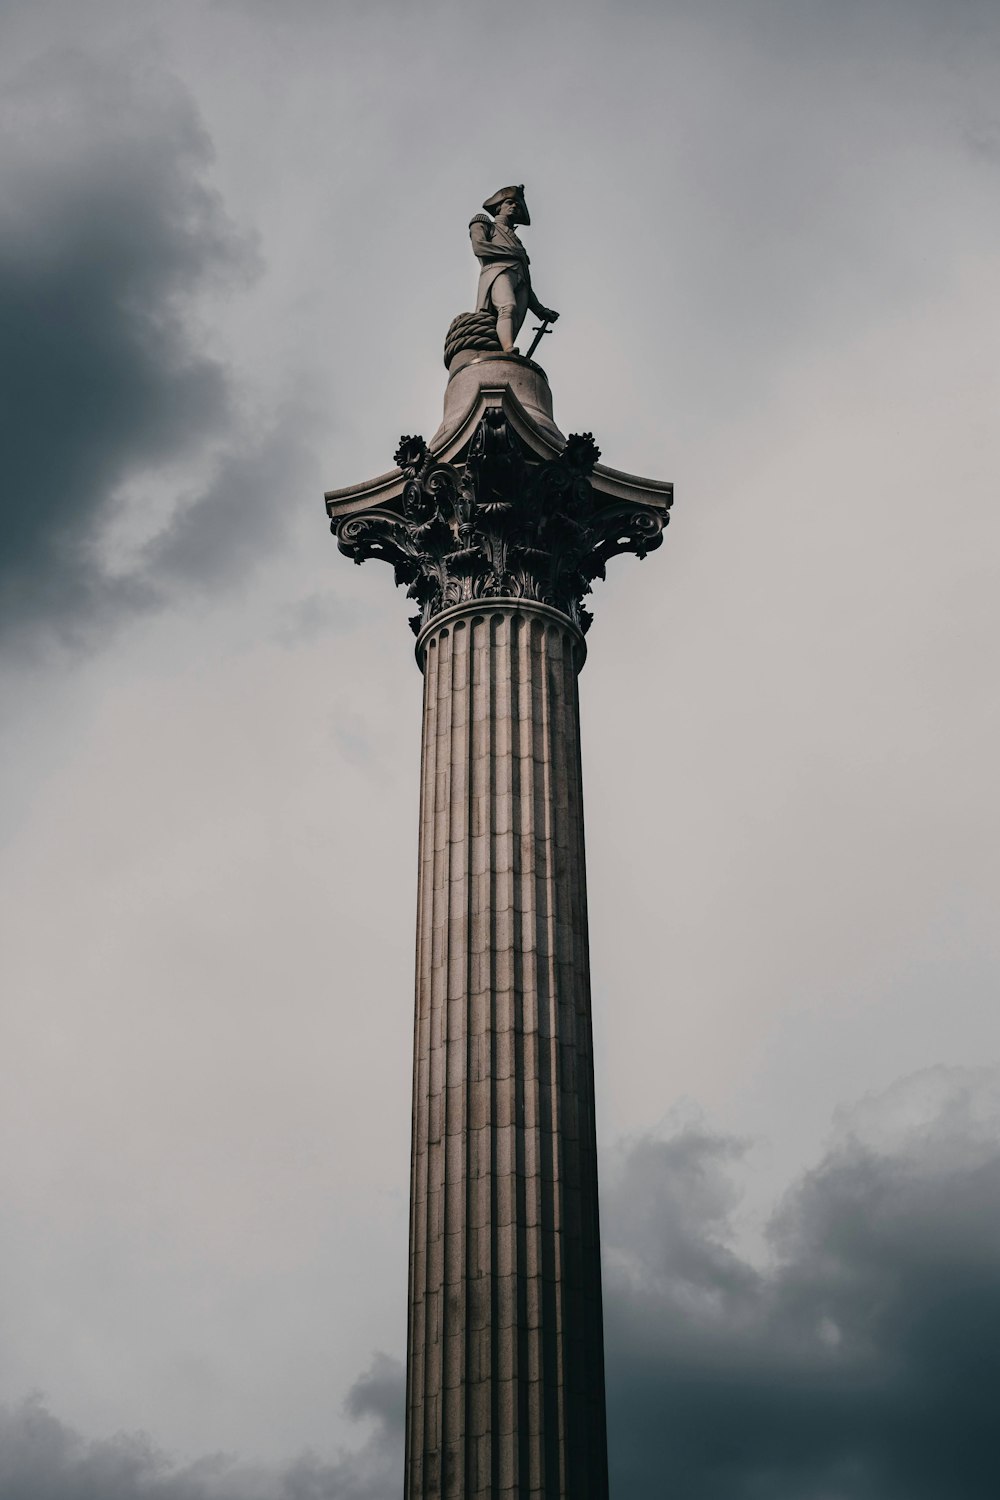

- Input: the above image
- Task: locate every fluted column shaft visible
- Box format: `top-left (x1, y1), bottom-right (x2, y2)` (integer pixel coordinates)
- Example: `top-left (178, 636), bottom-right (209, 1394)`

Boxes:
top-left (405, 599), bottom-right (608, 1500)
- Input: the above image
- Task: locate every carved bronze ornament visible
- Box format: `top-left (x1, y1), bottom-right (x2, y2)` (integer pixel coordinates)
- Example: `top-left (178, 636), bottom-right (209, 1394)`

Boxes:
top-left (331, 411), bottom-right (670, 637)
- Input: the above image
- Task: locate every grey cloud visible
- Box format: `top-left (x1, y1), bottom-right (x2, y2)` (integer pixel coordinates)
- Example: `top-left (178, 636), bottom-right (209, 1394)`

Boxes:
top-left (143, 407), bottom-right (311, 590)
top-left (0, 47), bottom-right (301, 654)
top-left (5, 1073), bottom-right (998, 1498)
top-left (0, 1394), bottom-right (230, 1500)
top-left (0, 1356), bottom-right (404, 1500)
top-left (274, 591), bottom-right (361, 646)
top-left (342, 1352), bottom-right (405, 1443)
top-left (603, 1068), bottom-right (1000, 1498)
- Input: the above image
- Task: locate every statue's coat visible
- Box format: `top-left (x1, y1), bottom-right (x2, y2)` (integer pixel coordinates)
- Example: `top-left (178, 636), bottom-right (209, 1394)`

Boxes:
top-left (470, 214), bottom-right (531, 313)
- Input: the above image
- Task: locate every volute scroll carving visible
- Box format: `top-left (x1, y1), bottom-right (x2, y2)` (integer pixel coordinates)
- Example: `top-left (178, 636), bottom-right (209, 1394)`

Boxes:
top-left (332, 410), bottom-right (670, 636)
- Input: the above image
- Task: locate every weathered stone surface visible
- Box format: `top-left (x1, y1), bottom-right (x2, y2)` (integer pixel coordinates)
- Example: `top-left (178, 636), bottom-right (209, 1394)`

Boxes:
top-left (408, 600), bottom-right (607, 1500)
top-left (324, 357), bottom-right (672, 1500)
top-left (434, 354), bottom-right (561, 450)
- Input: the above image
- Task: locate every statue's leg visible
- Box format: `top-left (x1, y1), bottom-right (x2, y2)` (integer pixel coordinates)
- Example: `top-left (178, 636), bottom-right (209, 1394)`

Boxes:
top-left (512, 281), bottom-right (529, 343)
top-left (492, 272), bottom-right (518, 352)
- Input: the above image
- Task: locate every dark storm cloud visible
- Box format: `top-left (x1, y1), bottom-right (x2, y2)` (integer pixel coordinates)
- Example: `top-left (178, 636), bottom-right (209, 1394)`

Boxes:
top-left (0, 1356), bottom-right (404, 1500)
top-left (603, 1069), bottom-right (1000, 1499)
top-left (143, 406), bottom-right (309, 589)
top-left (5, 1073), bottom-right (997, 1498)
top-left (0, 47), bottom-right (295, 652)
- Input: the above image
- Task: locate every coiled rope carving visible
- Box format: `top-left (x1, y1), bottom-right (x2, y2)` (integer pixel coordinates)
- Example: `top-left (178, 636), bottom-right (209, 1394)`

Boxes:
top-left (444, 311), bottom-right (503, 368)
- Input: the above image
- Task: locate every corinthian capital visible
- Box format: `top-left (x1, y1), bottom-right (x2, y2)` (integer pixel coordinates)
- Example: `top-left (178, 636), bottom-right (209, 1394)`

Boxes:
top-left (327, 380), bottom-right (672, 641)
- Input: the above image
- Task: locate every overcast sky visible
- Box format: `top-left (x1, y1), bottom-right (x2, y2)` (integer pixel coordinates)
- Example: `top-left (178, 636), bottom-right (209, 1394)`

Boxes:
top-left (2, 1), bottom-right (999, 1495)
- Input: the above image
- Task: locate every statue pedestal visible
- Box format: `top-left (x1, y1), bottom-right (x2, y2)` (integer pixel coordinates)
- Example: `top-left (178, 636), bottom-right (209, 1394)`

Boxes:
top-left (432, 353), bottom-right (564, 452)
top-left (326, 358), bottom-right (672, 1498)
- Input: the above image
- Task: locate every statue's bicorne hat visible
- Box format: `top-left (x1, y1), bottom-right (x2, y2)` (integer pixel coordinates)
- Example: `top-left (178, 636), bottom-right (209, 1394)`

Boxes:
top-left (482, 184), bottom-right (530, 226)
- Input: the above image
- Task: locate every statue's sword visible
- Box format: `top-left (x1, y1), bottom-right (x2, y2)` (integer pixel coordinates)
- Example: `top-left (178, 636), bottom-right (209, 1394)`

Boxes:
top-left (524, 319), bottom-right (552, 361)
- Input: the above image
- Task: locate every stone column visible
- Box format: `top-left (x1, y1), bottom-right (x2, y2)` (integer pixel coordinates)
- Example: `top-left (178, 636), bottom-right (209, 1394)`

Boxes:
top-left (407, 601), bottom-right (605, 1499)
top-left (325, 357), bottom-right (672, 1500)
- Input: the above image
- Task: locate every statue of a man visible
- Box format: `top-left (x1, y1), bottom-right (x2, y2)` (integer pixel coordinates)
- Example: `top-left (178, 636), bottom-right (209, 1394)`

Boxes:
top-left (470, 185), bottom-right (559, 356)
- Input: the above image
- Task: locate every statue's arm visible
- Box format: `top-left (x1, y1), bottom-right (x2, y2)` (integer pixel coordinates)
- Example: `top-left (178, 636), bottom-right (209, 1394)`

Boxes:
top-left (527, 286), bottom-right (559, 322)
top-left (469, 215), bottom-right (493, 256)
top-left (469, 215), bottom-right (559, 321)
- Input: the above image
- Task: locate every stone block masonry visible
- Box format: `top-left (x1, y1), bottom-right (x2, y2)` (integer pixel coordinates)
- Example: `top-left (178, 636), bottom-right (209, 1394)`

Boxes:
top-left (408, 602), bottom-right (606, 1499)
top-left (325, 349), bottom-right (671, 1498)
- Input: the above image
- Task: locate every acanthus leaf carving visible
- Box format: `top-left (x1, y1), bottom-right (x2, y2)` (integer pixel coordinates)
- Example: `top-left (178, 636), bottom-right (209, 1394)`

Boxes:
top-left (332, 414), bottom-right (670, 636)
